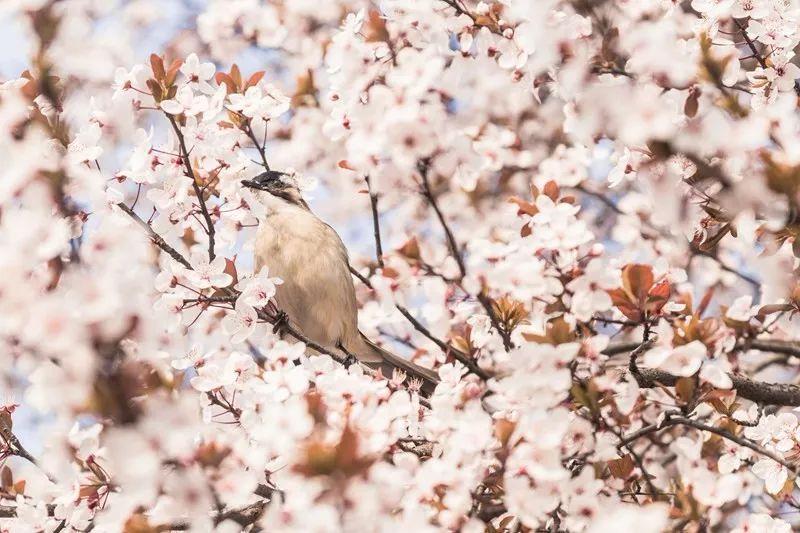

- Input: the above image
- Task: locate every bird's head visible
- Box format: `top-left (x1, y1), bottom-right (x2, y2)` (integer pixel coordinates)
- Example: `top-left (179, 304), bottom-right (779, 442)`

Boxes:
top-left (241, 170), bottom-right (307, 209)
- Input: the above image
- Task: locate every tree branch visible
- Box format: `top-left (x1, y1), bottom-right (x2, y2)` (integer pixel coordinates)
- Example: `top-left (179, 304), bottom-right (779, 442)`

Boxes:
top-left (600, 338), bottom-right (800, 406)
top-left (0, 418), bottom-right (57, 484)
top-left (0, 418), bottom-right (38, 467)
top-left (619, 413), bottom-right (799, 474)
top-left (748, 339), bottom-right (800, 358)
top-left (417, 159), bottom-right (513, 351)
top-left (166, 114), bottom-right (216, 261)
top-left (244, 121), bottom-right (270, 170)
top-left (635, 366), bottom-right (800, 406)
top-left (733, 18), bottom-right (800, 96)
top-left (364, 175), bottom-right (384, 269)
top-left (354, 175), bottom-right (489, 380)
top-left (116, 202), bottom-right (191, 269)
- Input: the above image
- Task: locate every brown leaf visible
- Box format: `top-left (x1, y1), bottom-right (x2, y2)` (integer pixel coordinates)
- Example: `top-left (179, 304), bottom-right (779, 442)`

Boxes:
top-left (165, 59), bottom-right (183, 87)
top-left (571, 381), bottom-right (600, 416)
top-left (542, 180), bottom-right (560, 201)
top-left (397, 236), bottom-right (421, 261)
top-left (494, 418), bottom-right (516, 448)
top-left (215, 72), bottom-right (236, 94)
top-left (194, 442), bottom-right (231, 468)
top-left (491, 295), bottom-right (528, 333)
top-left (646, 280), bottom-right (671, 315)
top-left (292, 69), bottom-right (317, 108)
top-left (305, 392), bottom-right (327, 425)
top-left (705, 389), bottom-right (736, 416)
top-left (684, 87), bottom-right (700, 118)
top-left (608, 288), bottom-right (642, 322)
top-left (246, 71), bottom-right (266, 89)
top-left (145, 79), bottom-right (162, 102)
top-left (230, 64), bottom-right (242, 88)
top-left (622, 264), bottom-right (654, 305)
top-left (607, 454), bottom-right (635, 479)
top-left (522, 316), bottom-right (577, 344)
top-left (364, 9), bottom-right (390, 42)
top-left (124, 513), bottom-right (158, 533)
top-left (675, 377), bottom-right (696, 404)
top-left (295, 423), bottom-right (373, 478)
top-left (1, 466), bottom-right (11, 489)
top-left (224, 258), bottom-right (238, 287)
top-left (508, 196), bottom-right (537, 216)
top-left (149, 53), bottom-right (166, 82)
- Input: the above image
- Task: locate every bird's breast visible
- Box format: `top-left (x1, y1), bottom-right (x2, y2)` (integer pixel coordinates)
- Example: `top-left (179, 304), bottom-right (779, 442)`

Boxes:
top-left (253, 207), bottom-right (358, 349)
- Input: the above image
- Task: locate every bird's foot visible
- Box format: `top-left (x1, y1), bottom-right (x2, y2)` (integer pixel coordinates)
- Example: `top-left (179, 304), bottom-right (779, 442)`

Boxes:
top-left (343, 353), bottom-right (358, 368)
top-left (272, 310), bottom-right (289, 336)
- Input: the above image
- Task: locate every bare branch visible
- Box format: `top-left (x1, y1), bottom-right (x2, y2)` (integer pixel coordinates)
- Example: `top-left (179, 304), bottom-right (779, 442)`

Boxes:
top-left (116, 202), bottom-right (191, 269)
top-left (604, 339), bottom-right (800, 406)
top-left (394, 300), bottom-right (489, 380)
top-left (364, 174), bottom-right (384, 269)
top-left (166, 114), bottom-right (217, 261)
top-left (356, 171), bottom-right (489, 380)
top-left (418, 160), bottom-right (466, 280)
top-left (352, 266), bottom-right (487, 379)
top-left (244, 121), bottom-right (270, 170)
top-left (620, 413), bottom-right (799, 474)
top-left (417, 159), bottom-right (514, 351)
top-left (748, 339), bottom-right (800, 358)
top-left (635, 366), bottom-right (800, 406)
top-left (0, 418), bottom-right (38, 467)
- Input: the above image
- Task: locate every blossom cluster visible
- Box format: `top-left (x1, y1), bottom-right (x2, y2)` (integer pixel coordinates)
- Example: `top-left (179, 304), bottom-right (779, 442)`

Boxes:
top-left (1, 0), bottom-right (800, 532)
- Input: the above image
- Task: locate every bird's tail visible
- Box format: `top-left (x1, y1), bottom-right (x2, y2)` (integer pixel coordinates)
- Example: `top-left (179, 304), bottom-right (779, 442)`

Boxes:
top-left (357, 335), bottom-right (439, 396)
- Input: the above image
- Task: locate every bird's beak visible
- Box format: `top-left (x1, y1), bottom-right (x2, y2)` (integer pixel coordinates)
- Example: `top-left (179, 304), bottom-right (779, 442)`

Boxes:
top-left (241, 179), bottom-right (261, 189)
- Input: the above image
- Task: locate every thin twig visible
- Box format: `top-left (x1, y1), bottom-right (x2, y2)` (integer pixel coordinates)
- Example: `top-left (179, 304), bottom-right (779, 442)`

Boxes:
top-left (620, 414), bottom-right (799, 474)
top-left (0, 419), bottom-right (38, 466)
top-left (116, 203), bottom-right (191, 268)
top-left (167, 114), bottom-right (216, 260)
top-left (364, 175), bottom-right (384, 269)
top-left (417, 159), bottom-right (513, 351)
top-left (244, 121), bottom-right (270, 170)
top-left (418, 160), bottom-right (466, 279)
top-left (355, 175), bottom-right (489, 379)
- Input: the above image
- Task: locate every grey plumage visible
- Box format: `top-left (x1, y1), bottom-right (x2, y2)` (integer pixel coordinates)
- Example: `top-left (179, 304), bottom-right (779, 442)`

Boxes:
top-left (242, 172), bottom-right (439, 394)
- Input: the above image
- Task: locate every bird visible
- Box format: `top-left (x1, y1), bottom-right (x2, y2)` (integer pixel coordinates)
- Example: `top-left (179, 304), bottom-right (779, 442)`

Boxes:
top-left (241, 170), bottom-right (439, 394)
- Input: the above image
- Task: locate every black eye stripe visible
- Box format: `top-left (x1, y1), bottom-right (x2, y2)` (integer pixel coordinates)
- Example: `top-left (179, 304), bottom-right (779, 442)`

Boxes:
top-left (253, 171), bottom-right (289, 188)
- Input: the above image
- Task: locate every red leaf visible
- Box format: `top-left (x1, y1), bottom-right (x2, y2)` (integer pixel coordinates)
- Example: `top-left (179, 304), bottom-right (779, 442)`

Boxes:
top-left (215, 73), bottom-right (236, 94)
top-left (607, 454), bottom-right (635, 479)
top-left (622, 264), bottom-right (655, 305)
top-left (149, 53), bottom-right (165, 81)
top-left (224, 258), bottom-right (238, 287)
top-left (246, 71), bottom-right (266, 89)
top-left (508, 196), bottom-right (537, 216)
top-left (646, 280), bottom-right (671, 312)
top-left (165, 59), bottom-right (183, 86)
top-left (230, 64), bottom-right (242, 88)
top-left (608, 288), bottom-right (642, 321)
top-left (543, 180), bottom-right (560, 201)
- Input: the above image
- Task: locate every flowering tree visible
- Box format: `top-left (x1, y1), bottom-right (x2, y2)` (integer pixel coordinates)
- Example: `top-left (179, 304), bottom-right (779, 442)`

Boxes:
top-left (4, 0), bottom-right (800, 531)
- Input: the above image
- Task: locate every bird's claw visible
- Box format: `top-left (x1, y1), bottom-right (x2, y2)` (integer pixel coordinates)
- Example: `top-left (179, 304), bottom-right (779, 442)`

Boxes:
top-left (343, 353), bottom-right (358, 368)
top-left (273, 310), bottom-right (289, 335)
